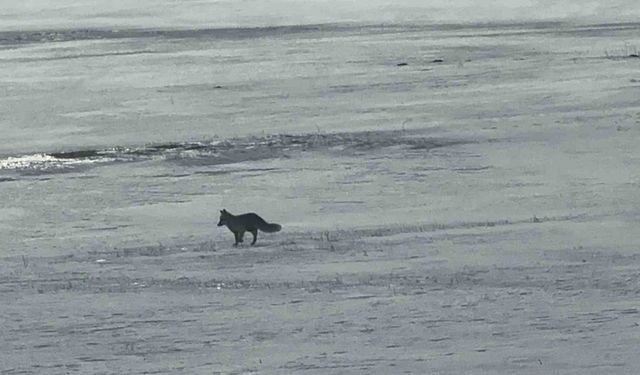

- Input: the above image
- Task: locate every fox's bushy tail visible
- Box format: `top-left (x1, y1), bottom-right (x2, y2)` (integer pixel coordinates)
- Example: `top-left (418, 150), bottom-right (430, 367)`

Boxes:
top-left (260, 222), bottom-right (282, 233)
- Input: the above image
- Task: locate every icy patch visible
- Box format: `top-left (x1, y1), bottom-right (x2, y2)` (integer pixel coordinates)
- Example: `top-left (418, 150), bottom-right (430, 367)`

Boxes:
top-left (0, 153), bottom-right (111, 172)
top-left (1, 130), bottom-right (464, 174)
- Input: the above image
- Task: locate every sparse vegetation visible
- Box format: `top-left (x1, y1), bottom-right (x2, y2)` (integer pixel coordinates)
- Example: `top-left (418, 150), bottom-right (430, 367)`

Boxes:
top-left (195, 240), bottom-right (217, 252)
top-left (320, 231), bottom-right (336, 252)
top-left (605, 44), bottom-right (640, 59)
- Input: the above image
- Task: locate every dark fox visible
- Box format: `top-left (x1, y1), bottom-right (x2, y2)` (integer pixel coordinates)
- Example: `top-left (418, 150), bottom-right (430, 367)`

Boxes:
top-left (217, 209), bottom-right (282, 246)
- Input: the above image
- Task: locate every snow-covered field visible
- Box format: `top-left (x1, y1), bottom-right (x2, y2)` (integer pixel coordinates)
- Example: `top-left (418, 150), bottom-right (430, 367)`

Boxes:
top-left (1, 5), bottom-right (640, 374)
top-left (2, 0), bottom-right (639, 31)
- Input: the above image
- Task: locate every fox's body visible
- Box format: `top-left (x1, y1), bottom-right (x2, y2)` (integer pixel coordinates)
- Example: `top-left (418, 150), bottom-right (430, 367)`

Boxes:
top-left (217, 209), bottom-right (281, 246)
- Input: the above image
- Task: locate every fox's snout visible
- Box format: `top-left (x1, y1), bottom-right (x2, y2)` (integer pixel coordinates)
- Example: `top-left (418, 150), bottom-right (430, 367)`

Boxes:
top-left (218, 209), bottom-right (228, 227)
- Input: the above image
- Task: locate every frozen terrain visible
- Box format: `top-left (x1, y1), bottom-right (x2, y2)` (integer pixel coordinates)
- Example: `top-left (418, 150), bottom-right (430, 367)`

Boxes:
top-left (2, 0), bottom-right (640, 31)
top-left (1, 5), bottom-right (640, 375)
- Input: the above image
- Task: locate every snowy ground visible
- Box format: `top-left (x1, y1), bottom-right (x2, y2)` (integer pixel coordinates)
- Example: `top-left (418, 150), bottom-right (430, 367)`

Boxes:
top-left (1, 14), bottom-right (640, 375)
top-left (2, 124), bottom-right (640, 373)
top-left (2, 0), bottom-right (639, 31)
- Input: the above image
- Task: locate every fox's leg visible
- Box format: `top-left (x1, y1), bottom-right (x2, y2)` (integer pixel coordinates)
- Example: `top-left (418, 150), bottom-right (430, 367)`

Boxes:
top-left (233, 231), bottom-right (240, 246)
top-left (238, 230), bottom-right (245, 243)
top-left (250, 229), bottom-right (258, 245)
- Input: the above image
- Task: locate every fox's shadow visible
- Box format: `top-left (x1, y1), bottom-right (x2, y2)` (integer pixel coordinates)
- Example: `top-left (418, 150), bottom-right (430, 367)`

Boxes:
top-left (231, 243), bottom-right (269, 248)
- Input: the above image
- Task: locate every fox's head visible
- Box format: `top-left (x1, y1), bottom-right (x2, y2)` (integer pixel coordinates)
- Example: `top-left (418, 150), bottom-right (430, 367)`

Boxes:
top-left (217, 209), bottom-right (230, 226)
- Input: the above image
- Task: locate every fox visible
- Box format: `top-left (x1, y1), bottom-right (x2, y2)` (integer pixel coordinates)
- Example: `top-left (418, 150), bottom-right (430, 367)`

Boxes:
top-left (217, 209), bottom-right (282, 246)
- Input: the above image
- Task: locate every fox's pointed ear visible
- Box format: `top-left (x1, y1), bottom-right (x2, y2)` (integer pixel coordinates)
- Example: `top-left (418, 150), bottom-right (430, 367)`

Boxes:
top-left (221, 209), bottom-right (227, 213)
